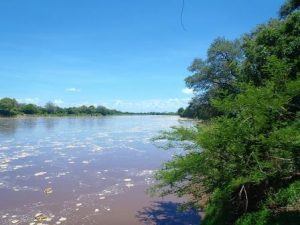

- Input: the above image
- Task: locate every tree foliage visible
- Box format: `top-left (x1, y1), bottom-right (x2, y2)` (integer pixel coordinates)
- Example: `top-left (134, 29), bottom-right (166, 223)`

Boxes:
top-left (154, 4), bottom-right (300, 225)
top-left (181, 37), bottom-right (243, 120)
top-left (20, 103), bottom-right (40, 114)
top-left (0, 98), bottom-right (19, 116)
top-left (280, 0), bottom-right (300, 18)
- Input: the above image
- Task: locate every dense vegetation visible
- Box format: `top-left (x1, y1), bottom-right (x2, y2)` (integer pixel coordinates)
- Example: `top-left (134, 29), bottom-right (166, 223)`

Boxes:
top-left (154, 1), bottom-right (300, 225)
top-left (0, 97), bottom-right (122, 116)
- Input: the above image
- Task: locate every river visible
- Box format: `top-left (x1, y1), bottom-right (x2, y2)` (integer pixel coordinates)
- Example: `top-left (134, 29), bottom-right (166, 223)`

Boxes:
top-left (0, 116), bottom-right (200, 225)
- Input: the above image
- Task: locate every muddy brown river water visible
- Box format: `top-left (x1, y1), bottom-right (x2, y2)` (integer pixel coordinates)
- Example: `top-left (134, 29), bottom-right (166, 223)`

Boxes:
top-left (0, 116), bottom-right (201, 225)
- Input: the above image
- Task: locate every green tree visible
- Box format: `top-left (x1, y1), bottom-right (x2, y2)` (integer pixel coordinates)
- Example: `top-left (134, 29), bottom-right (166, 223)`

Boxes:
top-left (0, 98), bottom-right (19, 116)
top-left (182, 38), bottom-right (243, 120)
top-left (96, 105), bottom-right (114, 115)
top-left (186, 38), bottom-right (242, 93)
top-left (21, 103), bottom-right (39, 114)
top-left (153, 4), bottom-right (300, 225)
top-left (88, 105), bottom-right (96, 114)
top-left (177, 107), bottom-right (185, 116)
top-left (280, 0), bottom-right (300, 18)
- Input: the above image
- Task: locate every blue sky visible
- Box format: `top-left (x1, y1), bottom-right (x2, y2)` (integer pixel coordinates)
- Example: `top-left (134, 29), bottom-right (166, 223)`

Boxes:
top-left (0, 0), bottom-right (284, 112)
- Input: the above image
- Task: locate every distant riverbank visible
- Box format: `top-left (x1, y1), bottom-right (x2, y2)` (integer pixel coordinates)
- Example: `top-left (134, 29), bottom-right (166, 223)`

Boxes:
top-left (0, 97), bottom-right (177, 117)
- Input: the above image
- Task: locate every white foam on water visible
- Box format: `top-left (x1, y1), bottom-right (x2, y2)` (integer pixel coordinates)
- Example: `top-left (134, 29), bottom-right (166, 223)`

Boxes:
top-left (56, 172), bottom-right (69, 178)
top-left (34, 172), bottom-right (47, 177)
top-left (125, 183), bottom-right (134, 188)
top-left (59, 217), bottom-right (67, 222)
top-left (136, 169), bottom-right (155, 176)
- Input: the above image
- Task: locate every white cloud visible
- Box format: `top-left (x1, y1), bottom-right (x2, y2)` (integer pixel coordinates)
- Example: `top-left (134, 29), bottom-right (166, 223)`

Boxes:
top-left (65, 87), bottom-right (80, 92)
top-left (17, 97), bottom-right (40, 105)
top-left (53, 99), bottom-right (64, 106)
top-left (101, 98), bottom-right (190, 112)
top-left (181, 88), bottom-right (194, 95)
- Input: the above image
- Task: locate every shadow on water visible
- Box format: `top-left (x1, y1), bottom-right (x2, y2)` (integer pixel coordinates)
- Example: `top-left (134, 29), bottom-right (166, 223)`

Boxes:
top-left (136, 201), bottom-right (201, 225)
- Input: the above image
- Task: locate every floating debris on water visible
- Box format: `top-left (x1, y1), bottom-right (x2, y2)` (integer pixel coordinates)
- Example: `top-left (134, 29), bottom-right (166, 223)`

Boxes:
top-left (34, 213), bottom-right (50, 222)
top-left (44, 187), bottom-right (53, 195)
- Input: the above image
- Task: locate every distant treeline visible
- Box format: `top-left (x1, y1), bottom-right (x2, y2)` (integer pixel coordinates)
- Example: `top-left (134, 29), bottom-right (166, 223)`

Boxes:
top-left (0, 97), bottom-right (122, 116)
top-left (0, 97), bottom-right (176, 117)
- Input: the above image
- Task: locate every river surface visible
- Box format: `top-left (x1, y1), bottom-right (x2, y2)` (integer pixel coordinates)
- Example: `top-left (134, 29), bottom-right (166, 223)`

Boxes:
top-left (0, 116), bottom-right (200, 225)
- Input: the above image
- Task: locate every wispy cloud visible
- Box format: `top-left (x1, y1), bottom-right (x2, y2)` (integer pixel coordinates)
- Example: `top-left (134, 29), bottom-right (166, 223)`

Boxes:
top-left (181, 88), bottom-right (194, 95)
top-left (65, 87), bottom-right (81, 92)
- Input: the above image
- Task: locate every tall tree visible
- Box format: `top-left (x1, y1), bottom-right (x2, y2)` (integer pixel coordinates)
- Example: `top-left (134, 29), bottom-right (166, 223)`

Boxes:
top-left (183, 38), bottom-right (243, 120)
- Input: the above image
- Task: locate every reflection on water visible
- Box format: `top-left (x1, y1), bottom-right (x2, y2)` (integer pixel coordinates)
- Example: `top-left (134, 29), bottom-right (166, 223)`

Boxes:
top-left (0, 116), bottom-right (197, 225)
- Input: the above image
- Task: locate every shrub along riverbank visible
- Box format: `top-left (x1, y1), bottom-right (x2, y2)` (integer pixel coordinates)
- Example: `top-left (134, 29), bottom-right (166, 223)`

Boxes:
top-left (154, 1), bottom-right (300, 225)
